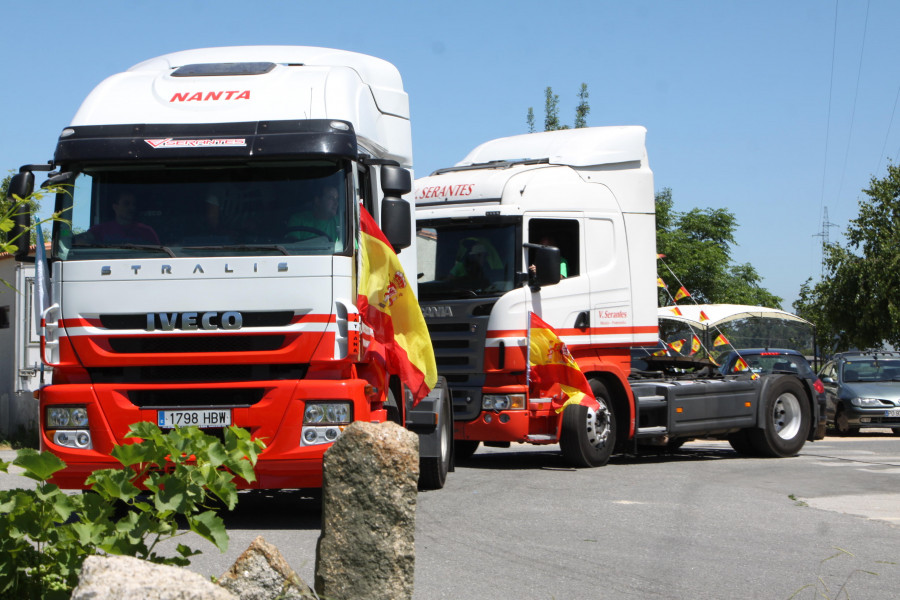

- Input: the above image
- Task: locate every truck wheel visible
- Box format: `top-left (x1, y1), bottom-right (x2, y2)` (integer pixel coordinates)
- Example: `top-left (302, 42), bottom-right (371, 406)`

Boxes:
top-left (560, 379), bottom-right (616, 468)
top-left (419, 387), bottom-right (452, 491)
top-left (749, 377), bottom-right (810, 457)
top-left (454, 440), bottom-right (480, 460)
top-left (727, 430), bottom-right (758, 456)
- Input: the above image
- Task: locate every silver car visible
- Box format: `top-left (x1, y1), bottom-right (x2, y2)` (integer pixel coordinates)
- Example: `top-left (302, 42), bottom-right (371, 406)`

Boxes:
top-left (819, 351), bottom-right (900, 436)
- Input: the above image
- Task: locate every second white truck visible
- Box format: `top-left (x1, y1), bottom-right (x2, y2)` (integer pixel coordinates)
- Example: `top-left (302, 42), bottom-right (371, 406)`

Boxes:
top-left (415, 126), bottom-right (825, 465)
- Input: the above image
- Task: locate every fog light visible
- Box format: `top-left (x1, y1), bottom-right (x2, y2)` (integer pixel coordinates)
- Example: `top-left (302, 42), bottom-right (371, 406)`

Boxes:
top-left (325, 427), bottom-right (339, 441)
top-left (53, 429), bottom-right (92, 449)
top-left (484, 413), bottom-right (493, 423)
top-left (860, 417), bottom-right (872, 423)
top-left (304, 428), bottom-right (318, 443)
top-left (499, 414), bottom-right (510, 423)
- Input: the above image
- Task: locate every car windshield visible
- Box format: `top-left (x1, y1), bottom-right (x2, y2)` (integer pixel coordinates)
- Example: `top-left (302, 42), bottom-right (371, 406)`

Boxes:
top-left (842, 359), bottom-right (900, 382)
top-left (416, 217), bottom-right (520, 300)
top-left (54, 160), bottom-right (351, 259)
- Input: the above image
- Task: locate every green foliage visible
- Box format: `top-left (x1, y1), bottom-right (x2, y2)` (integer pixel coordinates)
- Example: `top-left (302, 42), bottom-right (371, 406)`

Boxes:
top-left (526, 84), bottom-right (590, 131)
top-left (0, 424), bottom-right (265, 599)
top-left (574, 83), bottom-right (590, 129)
top-left (794, 163), bottom-right (900, 351)
top-left (656, 188), bottom-right (782, 307)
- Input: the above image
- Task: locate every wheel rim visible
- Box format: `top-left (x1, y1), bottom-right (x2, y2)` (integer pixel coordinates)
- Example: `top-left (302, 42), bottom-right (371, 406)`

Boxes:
top-left (439, 410), bottom-right (451, 468)
top-left (584, 400), bottom-right (611, 449)
top-left (773, 392), bottom-right (802, 440)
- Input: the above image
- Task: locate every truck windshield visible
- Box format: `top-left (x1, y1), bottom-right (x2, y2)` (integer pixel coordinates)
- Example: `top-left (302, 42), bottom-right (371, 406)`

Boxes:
top-left (416, 218), bottom-right (520, 300)
top-left (54, 160), bottom-right (351, 260)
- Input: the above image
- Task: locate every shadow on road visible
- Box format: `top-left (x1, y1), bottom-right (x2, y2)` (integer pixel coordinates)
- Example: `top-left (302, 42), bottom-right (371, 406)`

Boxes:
top-left (217, 489), bottom-right (323, 530)
top-left (455, 443), bottom-right (744, 472)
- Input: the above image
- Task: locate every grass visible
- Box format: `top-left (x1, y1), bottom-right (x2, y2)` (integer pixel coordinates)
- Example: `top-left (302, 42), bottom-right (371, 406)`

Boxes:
top-left (0, 426), bottom-right (38, 450)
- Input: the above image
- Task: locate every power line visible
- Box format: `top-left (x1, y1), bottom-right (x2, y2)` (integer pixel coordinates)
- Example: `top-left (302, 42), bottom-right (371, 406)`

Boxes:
top-left (834, 0), bottom-right (871, 207)
top-left (819, 0), bottom-right (839, 220)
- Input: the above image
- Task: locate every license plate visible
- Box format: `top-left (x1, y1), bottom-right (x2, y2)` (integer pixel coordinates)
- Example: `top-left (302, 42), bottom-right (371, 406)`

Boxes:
top-left (885, 409), bottom-right (900, 417)
top-left (157, 409), bottom-right (232, 428)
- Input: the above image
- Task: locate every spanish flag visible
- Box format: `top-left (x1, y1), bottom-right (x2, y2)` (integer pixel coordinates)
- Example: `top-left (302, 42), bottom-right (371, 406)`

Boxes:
top-left (357, 207), bottom-right (437, 403)
top-left (714, 334), bottom-right (730, 347)
top-left (691, 335), bottom-right (701, 354)
top-left (668, 305), bottom-right (682, 316)
top-left (674, 286), bottom-right (691, 302)
top-left (527, 312), bottom-right (599, 414)
top-left (657, 277), bottom-right (666, 289)
top-left (733, 357), bottom-right (749, 372)
top-left (699, 310), bottom-right (710, 322)
top-left (669, 339), bottom-right (685, 353)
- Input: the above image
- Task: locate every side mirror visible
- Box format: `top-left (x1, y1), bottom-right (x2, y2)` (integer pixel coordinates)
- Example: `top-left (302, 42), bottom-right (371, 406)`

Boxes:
top-left (380, 165), bottom-right (412, 250)
top-left (820, 376), bottom-right (834, 384)
top-left (380, 164), bottom-right (412, 197)
top-left (524, 243), bottom-right (561, 289)
top-left (9, 172), bottom-right (36, 262)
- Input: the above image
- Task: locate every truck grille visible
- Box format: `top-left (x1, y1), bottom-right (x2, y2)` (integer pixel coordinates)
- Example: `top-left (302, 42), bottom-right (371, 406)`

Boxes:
top-left (423, 301), bottom-right (494, 421)
top-left (108, 335), bottom-right (285, 353)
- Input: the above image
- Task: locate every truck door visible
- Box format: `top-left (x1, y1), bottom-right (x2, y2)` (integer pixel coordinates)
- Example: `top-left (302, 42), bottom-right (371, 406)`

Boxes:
top-left (584, 213), bottom-right (634, 348)
top-left (524, 215), bottom-right (591, 350)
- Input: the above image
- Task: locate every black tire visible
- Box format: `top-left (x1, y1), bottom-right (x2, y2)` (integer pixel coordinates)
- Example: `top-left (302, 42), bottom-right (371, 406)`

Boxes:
top-left (749, 376), bottom-right (810, 457)
top-left (727, 429), bottom-right (758, 456)
top-left (833, 404), bottom-right (857, 436)
top-left (454, 440), bottom-right (480, 460)
top-left (559, 379), bottom-right (616, 468)
top-left (418, 386), bottom-right (452, 491)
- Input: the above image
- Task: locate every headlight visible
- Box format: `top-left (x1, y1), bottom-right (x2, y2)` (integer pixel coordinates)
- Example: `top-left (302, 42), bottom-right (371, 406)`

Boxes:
top-left (482, 394), bottom-right (526, 411)
top-left (850, 397), bottom-right (886, 407)
top-left (46, 406), bottom-right (90, 429)
top-left (303, 402), bottom-right (352, 424)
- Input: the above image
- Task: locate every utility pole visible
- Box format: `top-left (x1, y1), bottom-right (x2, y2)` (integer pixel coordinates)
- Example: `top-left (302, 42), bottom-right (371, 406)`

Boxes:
top-left (813, 206), bottom-right (838, 277)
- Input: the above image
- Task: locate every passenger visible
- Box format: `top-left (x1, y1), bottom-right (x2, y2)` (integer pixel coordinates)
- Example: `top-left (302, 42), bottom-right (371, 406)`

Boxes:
top-left (286, 187), bottom-right (340, 243)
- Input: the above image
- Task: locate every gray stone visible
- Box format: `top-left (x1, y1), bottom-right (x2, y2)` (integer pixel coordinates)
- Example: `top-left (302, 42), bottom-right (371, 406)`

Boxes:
top-left (315, 420), bottom-right (419, 600)
top-left (71, 555), bottom-right (237, 600)
top-left (218, 535), bottom-right (316, 600)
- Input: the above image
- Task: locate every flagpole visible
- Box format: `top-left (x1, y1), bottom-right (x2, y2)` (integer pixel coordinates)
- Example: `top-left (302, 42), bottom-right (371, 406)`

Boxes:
top-left (525, 311), bottom-right (532, 390)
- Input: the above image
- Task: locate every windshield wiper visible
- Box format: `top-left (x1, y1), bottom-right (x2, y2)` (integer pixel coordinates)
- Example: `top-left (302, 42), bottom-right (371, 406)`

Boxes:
top-left (186, 244), bottom-right (290, 256)
top-left (73, 242), bottom-right (176, 257)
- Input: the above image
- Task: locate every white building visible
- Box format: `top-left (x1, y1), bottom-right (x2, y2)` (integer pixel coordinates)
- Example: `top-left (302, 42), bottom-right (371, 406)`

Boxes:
top-left (0, 247), bottom-right (44, 439)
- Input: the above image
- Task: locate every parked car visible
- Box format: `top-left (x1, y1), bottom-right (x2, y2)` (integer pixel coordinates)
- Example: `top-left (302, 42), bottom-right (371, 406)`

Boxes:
top-left (718, 348), bottom-right (827, 440)
top-left (818, 351), bottom-right (900, 436)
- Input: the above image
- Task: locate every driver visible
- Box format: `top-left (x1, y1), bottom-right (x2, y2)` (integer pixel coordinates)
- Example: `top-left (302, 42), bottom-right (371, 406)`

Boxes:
top-left (79, 192), bottom-right (160, 245)
top-left (286, 187), bottom-right (340, 243)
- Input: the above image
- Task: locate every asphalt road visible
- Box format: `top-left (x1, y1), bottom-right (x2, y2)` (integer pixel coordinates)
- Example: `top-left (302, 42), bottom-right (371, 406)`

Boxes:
top-left (3, 433), bottom-right (899, 599)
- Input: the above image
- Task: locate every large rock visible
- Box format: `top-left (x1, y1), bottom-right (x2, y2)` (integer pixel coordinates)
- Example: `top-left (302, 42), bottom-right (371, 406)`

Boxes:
top-left (218, 535), bottom-right (316, 600)
top-left (315, 420), bottom-right (419, 600)
top-left (71, 554), bottom-right (236, 600)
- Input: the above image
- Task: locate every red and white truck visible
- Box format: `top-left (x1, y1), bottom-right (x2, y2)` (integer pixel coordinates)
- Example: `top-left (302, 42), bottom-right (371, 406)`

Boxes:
top-left (9, 46), bottom-right (452, 490)
top-left (414, 126), bottom-right (824, 465)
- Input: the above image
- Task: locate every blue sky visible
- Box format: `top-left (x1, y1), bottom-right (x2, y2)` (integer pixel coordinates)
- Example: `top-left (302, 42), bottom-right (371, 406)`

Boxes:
top-left (3, 0), bottom-right (897, 310)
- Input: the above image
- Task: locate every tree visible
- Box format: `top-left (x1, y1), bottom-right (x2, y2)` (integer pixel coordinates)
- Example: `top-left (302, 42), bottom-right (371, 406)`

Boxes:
top-left (574, 83), bottom-right (590, 129)
top-left (543, 87), bottom-right (562, 131)
top-left (794, 163), bottom-right (900, 351)
top-left (656, 188), bottom-right (782, 307)
top-left (526, 84), bottom-right (590, 131)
